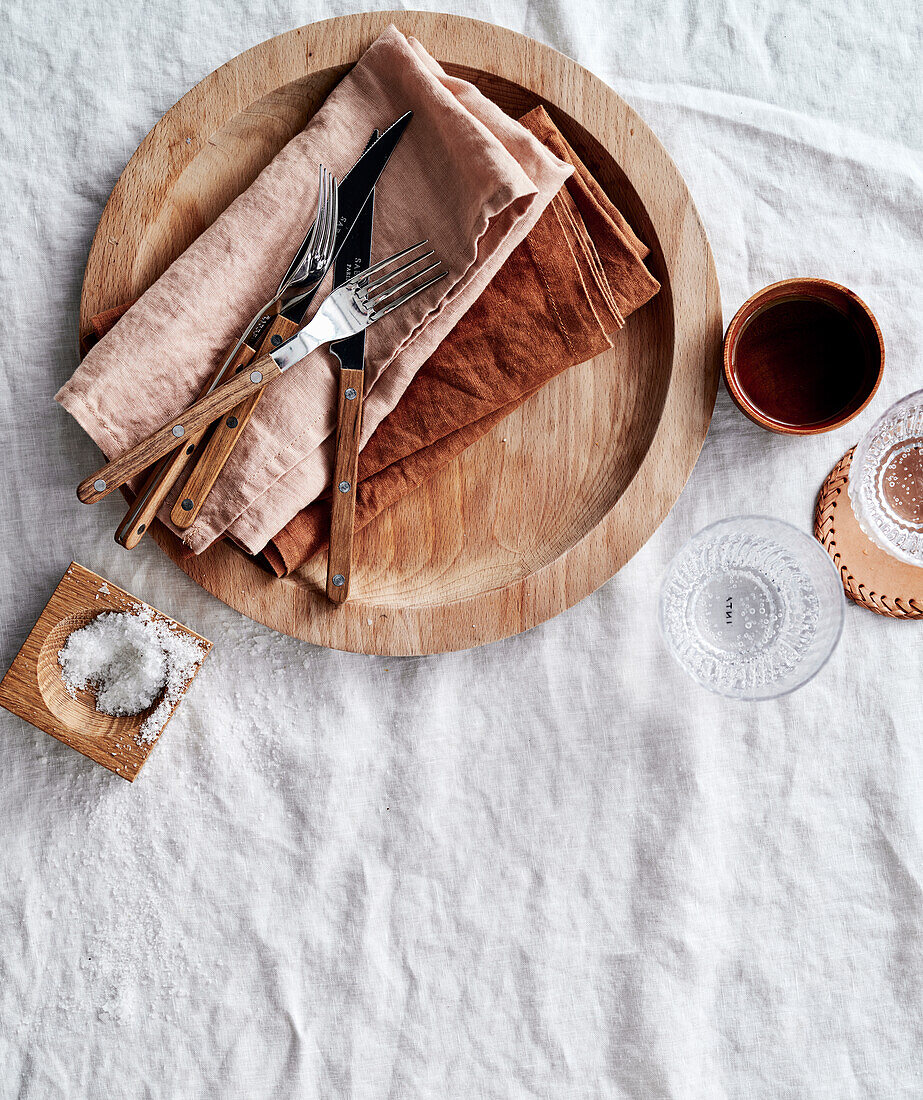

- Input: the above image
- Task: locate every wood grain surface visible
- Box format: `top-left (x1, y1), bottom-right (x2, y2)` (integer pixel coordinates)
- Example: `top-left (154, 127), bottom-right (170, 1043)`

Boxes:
top-left (0, 563), bottom-right (212, 780)
top-left (116, 324), bottom-right (275, 546)
top-left (172, 314), bottom-right (303, 528)
top-left (326, 367), bottom-right (366, 603)
top-left (78, 11), bottom-right (722, 655)
top-left (115, 438), bottom-right (202, 548)
top-left (77, 352), bottom-right (282, 503)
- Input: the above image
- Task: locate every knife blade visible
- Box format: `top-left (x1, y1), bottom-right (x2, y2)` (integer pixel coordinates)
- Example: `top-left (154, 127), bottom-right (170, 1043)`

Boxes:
top-left (278, 109), bottom-right (411, 326)
top-left (167, 114), bottom-right (413, 531)
top-left (325, 186), bottom-right (375, 603)
top-left (329, 194), bottom-right (375, 375)
top-left (205, 122), bottom-right (394, 379)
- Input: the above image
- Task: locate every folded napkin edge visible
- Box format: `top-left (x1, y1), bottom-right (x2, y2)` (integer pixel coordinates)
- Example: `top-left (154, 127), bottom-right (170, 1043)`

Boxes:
top-left (179, 181), bottom-right (555, 555)
top-left (55, 387), bottom-right (121, 472)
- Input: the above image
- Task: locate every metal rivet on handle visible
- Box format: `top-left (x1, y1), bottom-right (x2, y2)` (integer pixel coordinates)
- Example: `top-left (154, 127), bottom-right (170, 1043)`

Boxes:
top-left (338, 481), bottom-right (350, 493)
top-left (93, 479), bottom-right (107, 493)
top-left (172, 425), bottom-right (185, 438)
top-left (332, 574), bottom-right (345, 587)
top-left (345, 388), bottom-right (357, 401)
top-left (270, 335), bottom-right (283, 347)
top-left (226, 416), bottom-right (239, 429)
top-left (181, 499), bottom-right (194, 511)
top-left (250, 371), bottom-right (263, 384)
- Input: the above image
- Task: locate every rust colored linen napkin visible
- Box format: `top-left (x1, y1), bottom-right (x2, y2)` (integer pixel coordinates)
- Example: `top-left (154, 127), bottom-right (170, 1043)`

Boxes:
top-left (259, 106), bottom-right (660, 575)
top-left (57, 26), bottom-right (572, 555)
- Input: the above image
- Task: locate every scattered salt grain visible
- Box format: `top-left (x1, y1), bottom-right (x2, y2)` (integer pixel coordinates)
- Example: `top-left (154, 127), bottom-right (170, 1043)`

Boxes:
top-left (135, 608), bottom-right (208, 744)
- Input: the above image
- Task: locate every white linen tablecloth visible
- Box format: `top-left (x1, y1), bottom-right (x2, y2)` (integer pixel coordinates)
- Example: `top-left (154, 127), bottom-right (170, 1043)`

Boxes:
top-left (1, 1), bottom-right (921, 1096)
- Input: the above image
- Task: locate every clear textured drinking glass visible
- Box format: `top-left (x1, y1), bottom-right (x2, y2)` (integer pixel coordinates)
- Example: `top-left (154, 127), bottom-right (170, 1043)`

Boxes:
top-left (659, 516), bottom-right (845, 700)
top-left (849, 388), bottom-right (923, 566)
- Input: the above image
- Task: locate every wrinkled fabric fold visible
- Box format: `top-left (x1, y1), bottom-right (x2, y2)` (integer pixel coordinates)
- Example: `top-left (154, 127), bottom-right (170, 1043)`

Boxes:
top-left (256, 107), bottom-right (661, 576)
top-left (56, 25), bottom-right (572, 554)
top-left (82, 108), bottom-right (659, 579)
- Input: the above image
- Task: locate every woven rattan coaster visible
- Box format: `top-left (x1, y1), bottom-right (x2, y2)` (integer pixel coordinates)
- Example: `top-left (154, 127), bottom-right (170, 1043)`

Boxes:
top-left (814, 448), bottom-right (923, 618)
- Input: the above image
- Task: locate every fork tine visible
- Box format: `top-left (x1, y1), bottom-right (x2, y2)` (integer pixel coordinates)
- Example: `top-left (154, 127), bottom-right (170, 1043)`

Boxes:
top-left (277, 172), bottom-right (320, 293)
top-left (312, 167), bottom-right (326, 254)
top-left (349, 240), bottom-right (430, 286)
top-left (312, 165), bottom-right (328, 254)
top-left (321, 168), bottom-right (337, 262)
top-left (327, 173), bottom-right (339, 258)
top-left (314, 167), bottom-right (331, 262)
top-left (367, 260), bottom-right (443, 309)
top-left (369, 269), bottom-right (448, 320)
top-left (289, 166), bottom-right (329, 283)
top-left (362, 250), bottom-right (436, 297)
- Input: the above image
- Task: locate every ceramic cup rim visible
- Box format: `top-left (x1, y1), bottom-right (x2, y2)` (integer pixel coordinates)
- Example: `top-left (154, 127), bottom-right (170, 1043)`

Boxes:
top-left (723, 277), bottom-right (885, 436)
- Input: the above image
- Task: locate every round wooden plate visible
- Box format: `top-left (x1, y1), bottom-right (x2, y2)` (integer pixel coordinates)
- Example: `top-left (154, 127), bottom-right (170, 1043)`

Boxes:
top-left (79, 11), bottom-right (721, 655)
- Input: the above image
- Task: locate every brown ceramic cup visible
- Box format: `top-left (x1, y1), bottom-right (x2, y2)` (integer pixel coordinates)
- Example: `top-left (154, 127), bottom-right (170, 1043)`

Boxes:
top-left (723, 278), bottom-right (884, 435)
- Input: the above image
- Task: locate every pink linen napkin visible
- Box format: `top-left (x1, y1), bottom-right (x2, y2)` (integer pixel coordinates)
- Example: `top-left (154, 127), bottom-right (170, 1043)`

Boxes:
top-left (57, 26), bottom-right (572, 554)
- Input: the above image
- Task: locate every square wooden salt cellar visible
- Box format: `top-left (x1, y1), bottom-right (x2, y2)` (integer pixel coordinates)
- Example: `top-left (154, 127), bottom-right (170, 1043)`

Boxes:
top-left (0, 562), bottom-right (212, 781)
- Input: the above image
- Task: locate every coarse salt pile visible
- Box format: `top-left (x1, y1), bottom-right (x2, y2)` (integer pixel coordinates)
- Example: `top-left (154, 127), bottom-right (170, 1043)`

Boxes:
top-left (58, 606), bottom-right (208, 743)
top-left (59, 612), bottom-right (166, 716)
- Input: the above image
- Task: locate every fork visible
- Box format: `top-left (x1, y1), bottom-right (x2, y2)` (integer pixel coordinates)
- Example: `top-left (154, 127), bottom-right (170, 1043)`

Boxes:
top-left (168, 165), bottom-right (339, 530)
top-left (77, 242), bottom-right (446, 504)
top-left (113, 164), bottom-right (339, 547)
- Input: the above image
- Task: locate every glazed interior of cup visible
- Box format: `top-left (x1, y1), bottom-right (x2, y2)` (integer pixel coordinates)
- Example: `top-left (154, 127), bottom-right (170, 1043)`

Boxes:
top-left (724, 279), bottom-right (883, 434)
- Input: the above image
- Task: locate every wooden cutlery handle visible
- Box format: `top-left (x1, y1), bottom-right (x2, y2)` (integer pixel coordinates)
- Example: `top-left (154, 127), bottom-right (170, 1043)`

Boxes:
top-left (326, 369), bottom-right (365, 604)
top-left (115, 444), bottom-right (200, 548)
top-left (77, 353), bottom-right (283, 505)
top-left (114, 333), bottom-right (269, 546)
top-left (171, 315), bottom-right (301, 529)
